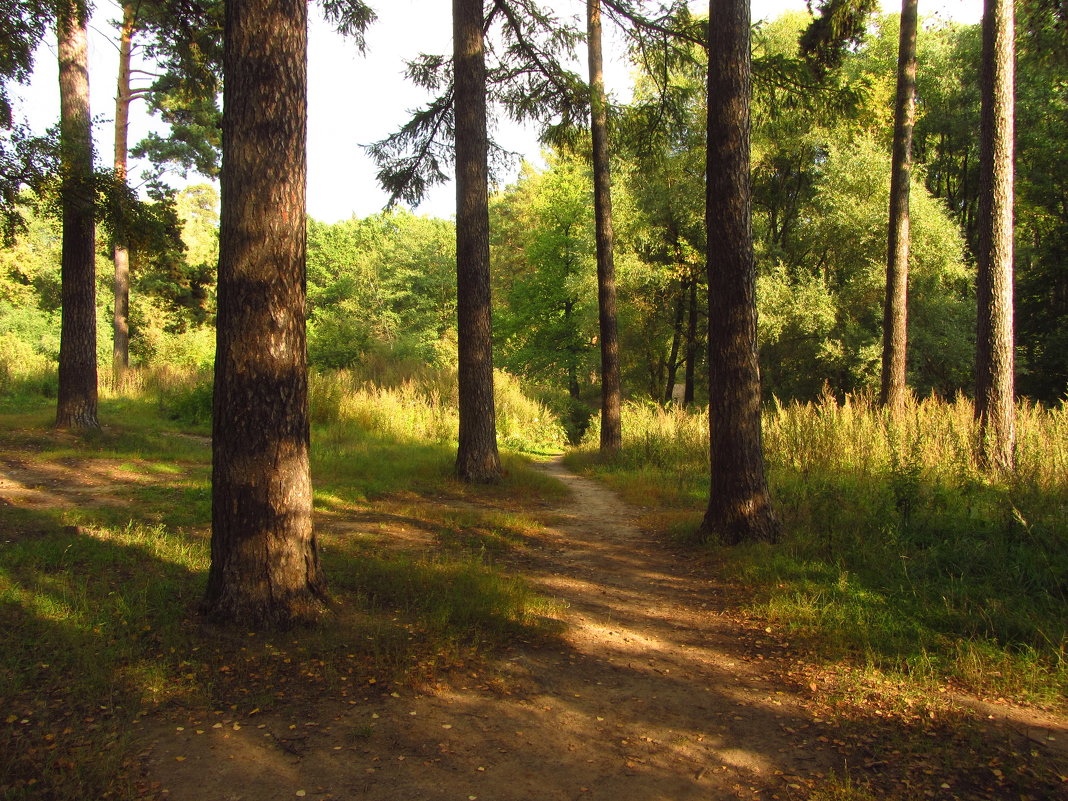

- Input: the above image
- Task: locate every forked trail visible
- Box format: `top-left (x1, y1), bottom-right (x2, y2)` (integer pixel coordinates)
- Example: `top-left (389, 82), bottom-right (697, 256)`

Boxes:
top-left (142, 456), bottom-right (1067, 801)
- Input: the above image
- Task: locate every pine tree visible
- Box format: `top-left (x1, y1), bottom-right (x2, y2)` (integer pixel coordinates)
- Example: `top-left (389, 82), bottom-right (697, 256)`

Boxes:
top-left (203, 0), bottom-right (325, 626)
top-left (697, 0), bottom-right (779, 545)
top-left (975, 0), bottom-right (1016, 472)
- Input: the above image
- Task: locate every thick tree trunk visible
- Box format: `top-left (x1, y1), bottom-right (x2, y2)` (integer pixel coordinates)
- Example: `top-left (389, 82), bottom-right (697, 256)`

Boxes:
top-left (975, 0), bottom-right (1015, 472)
top-left (55, 2), bottom-right (99, 430)
top-left (879, 0), bottom-right (918, 416)
top-left (203, 0), bottom-right (325, 627)
top-left (697, 0), bottom-right (779, 545)
top-left (112, 2), bottom-right (136, 379)
top-left (588, 0), bottom-right (622, 455)
top-left (453, 0), bottom-right (502, 483)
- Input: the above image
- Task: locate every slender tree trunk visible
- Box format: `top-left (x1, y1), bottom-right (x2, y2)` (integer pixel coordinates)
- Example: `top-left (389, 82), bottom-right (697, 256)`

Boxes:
top-left (203, 0), bottom-right (325, 627)
top-left (664, 279), bottom-right (687, 403)
top-left (112, 2), bottom-right (136, 380)
top-left (588, 0), bottom-right (622, 455)
top-left (879, 0), bottom-right (918, 415)
top-left (55, 1), bottom-right (99, 430)
top-left (684, 273), bottom-right (698, 404)
top-left (454, 0), bottom-right (502, 483)
top-left (697, 0), bottom-right (779, 545)
top-left (975, 0), bottom-right (1015, 472)
top-left (565, 299), bottom-right (581, 400)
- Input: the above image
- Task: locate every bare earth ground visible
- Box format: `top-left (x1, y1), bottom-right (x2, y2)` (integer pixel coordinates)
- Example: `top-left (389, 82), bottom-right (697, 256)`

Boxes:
top-left (4, 452), bottom-right (1067, 800)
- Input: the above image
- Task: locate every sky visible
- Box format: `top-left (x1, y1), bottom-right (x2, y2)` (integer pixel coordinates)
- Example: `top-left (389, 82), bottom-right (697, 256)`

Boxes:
top-left (12, 0), bottom-right (982, 222)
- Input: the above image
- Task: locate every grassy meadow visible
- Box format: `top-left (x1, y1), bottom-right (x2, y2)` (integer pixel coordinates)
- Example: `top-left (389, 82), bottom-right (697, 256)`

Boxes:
top-left (569, 393), bottom-right (1068, 706)
top-left (0, 364), bottom-right (566, 801)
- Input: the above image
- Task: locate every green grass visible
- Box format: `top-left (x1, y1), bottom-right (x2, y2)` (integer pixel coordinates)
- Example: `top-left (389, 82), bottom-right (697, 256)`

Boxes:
top-left (0, 369), bottom-right (568, 801)
top-left (569, 394), bottom-right (1068, 705)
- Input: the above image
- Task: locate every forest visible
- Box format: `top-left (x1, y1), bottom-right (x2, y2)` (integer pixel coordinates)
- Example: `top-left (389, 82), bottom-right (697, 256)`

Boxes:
top-left (0, 0), bottom-right (1067, 800)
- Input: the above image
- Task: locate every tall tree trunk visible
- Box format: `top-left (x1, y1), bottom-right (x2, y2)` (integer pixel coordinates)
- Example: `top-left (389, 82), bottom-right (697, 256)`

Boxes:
top-left (203, 0), bottom-right (325, 627)
top-left (879, 0), bottom-right (918, 416)
top-left (684, 273), bottom-right (698, 404)
top-left (55, 0), bottom-right (99, 430)
top-left (454, 0), bottom-right (502, 483)
top-left (697, 0), bottom-right (779, 545)
top-left (975, 0), bottom-right (1015, 472)
top-left (112, 2), bottom-right (136, 380)
top-left (588, 0), bottom-right (622, 455)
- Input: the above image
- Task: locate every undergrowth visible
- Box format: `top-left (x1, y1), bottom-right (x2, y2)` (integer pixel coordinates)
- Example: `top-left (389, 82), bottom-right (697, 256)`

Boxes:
top-left (569, 393), bottom-right (1068, 705)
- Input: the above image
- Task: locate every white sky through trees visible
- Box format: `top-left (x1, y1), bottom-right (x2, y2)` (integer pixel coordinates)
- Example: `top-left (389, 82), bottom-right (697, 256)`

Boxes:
top-left (12, 0), bottom-right (980, 221)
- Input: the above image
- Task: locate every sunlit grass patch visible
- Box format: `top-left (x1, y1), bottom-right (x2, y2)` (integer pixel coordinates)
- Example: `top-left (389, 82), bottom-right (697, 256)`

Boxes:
top-left (309, 366), bottom-right (567, 454)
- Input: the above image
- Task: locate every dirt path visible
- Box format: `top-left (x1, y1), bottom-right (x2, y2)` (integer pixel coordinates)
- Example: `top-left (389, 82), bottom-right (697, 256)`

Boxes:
top-left (139, 457), bottom-right (1067, 801)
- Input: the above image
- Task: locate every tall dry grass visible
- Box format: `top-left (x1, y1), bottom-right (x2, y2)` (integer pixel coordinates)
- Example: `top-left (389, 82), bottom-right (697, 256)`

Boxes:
top-left (310, 366), bottom-right (567, 453)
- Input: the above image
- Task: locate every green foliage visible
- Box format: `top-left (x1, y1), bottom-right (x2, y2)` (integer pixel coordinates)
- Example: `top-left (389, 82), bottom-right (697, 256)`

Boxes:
top-left (760, 137), bottom-right (972, 399)
top-left (0, 197), bottom-right (60, 311)
top-left (306, 210), bottom-right (457, 369)
top-left (616, 46), bottom-right (708, 402)
top-left (368, 0), bottom-right (585, 206)
top-left (122, 184), bottom-right (217, 336)
top-left (911, 20), bottom-right (981, 243)
top-left (0, 180), bottom-right (217, 378)
top-left (130, 0), bottom-right (224, 180)
top-left (1016, 7), bottom-right (1068, 401)
top-left (799, 0), bottom-right (880, 75)
top-left (492, 155), bottom-right (598, 398)
top-left (571, 396), bottom-right (1068, 702)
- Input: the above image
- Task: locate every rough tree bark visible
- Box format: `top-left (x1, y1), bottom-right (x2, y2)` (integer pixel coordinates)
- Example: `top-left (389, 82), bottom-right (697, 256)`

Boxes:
top-left (696, 0), bottom-right (779, 545)
top-left (55, 0), bottom-right (99, 430)
top-left (203, 0), bottom-right (325, 627)
top-left (112, 2), bottom-right (136, 379)
top-left (975, 0), bottom-right (1015, 472)
top-left (879, 0), bottom-right (918, 416)
top-left (588, 0), bottom-right (622, 455)
top-left (453, 0), bottom-right (502, 483)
